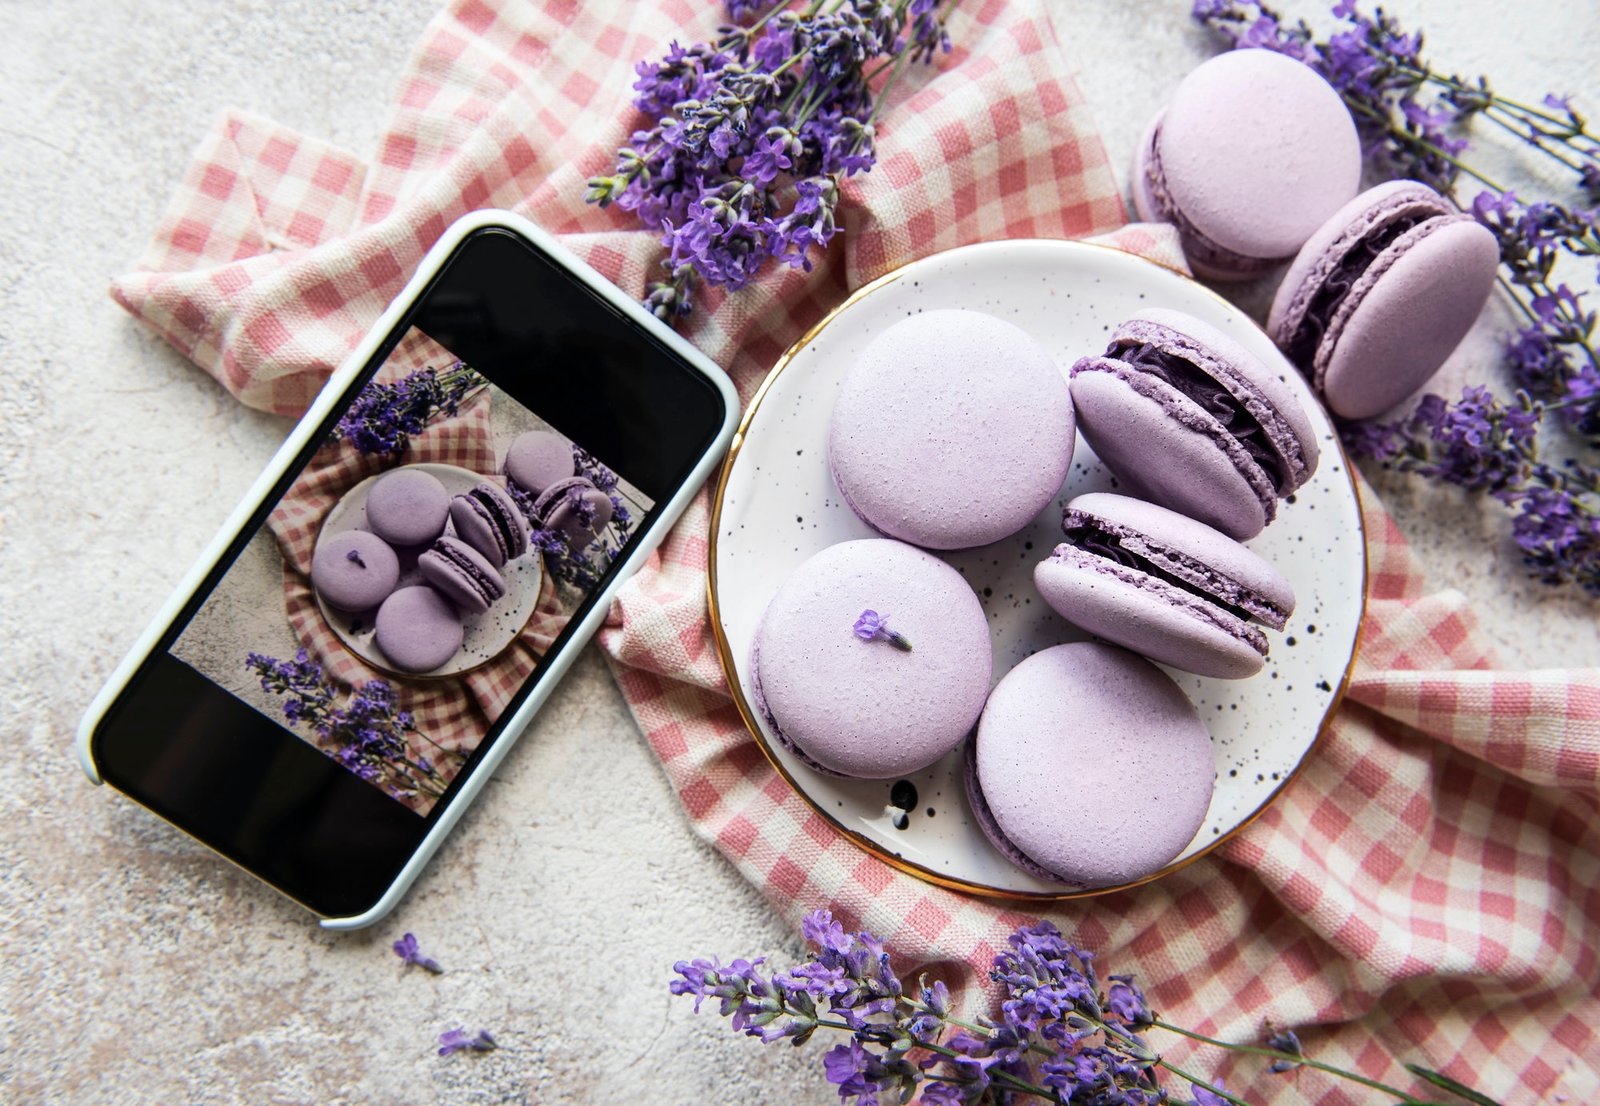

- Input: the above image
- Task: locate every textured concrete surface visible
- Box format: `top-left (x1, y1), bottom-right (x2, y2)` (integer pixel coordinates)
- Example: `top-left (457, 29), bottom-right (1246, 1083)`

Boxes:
top-left (2, 1), bottom-right (1594, 1103)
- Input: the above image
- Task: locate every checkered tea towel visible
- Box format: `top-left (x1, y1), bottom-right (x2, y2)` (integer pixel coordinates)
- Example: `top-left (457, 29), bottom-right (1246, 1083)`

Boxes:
top-left (110, 1), bottom-right (1598, 1102)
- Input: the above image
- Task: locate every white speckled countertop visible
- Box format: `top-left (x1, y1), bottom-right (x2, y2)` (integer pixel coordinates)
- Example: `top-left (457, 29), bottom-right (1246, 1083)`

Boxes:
top-left (4, 1), bottom-right (1595, 1102)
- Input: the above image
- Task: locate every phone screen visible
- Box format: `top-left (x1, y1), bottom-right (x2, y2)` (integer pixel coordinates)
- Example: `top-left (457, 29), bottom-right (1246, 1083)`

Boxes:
top-left (89, 227), bottom-right (727, 915)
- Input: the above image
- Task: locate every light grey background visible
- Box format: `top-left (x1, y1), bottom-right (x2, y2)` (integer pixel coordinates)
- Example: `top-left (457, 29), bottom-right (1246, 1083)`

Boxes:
top-left (3, 1), bottom-right (1595, 1103)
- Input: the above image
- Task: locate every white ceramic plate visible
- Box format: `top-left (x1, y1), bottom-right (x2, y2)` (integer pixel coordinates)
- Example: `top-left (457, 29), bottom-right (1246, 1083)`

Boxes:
top-left (708, 240), bottom-right (1366, 899)
top-left (315, 463), bottom-right (544, 679)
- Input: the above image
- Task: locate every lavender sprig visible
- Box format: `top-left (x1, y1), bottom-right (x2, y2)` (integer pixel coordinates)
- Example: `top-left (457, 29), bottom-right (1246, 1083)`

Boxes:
top-left (675, 911), bottom-right (1503, 1105)
top-left (508, 444), bottom-right (637, 592)
top-left (244, 650), bottom-right (458, 799)
top-left (437, 1027), bottom-right (497, 1056)
top-left (393, 933), bottom-right (444, 974)
top-left (587, 0), bottom-right (957, 322)
top-left (1194, 1), bottom-right (1600, 594)
top-left (334, 361), bottom-right (486, 455)
top-left (853, 609), bottom-right (913, 651)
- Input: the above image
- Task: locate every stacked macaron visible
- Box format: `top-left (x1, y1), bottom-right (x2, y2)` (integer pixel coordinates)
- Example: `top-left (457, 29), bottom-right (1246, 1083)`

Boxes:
top-left (310, 465), bottom-right (531, 674)
top-left (504, 430), bottom-right (615, 550)
top-left (1070, 309), bottom-right (1319, 540)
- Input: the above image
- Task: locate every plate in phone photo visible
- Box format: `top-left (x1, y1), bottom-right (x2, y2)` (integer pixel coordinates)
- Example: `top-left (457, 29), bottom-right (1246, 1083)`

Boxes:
top-left (708, 239), bottom-right (1367, 900)
top-left (315, 463), bottom-right (544, 680)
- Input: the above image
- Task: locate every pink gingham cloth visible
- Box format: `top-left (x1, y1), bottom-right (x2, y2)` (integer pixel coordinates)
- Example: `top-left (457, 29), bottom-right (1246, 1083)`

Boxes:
top-left (111, 1), bottom-right (1598, 1102)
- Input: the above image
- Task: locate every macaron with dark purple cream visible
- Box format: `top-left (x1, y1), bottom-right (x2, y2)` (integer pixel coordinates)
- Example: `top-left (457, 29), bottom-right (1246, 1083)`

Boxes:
top-left (418, 535), bottom-right (507, 616)
top-left (965, 642), bottom-right (1214, 887)
top-left (829, 309), bottom-right (1074, 550)
top-left (532, 476), bottom-right (614, 547)
top-left (374, 585), bottom-right (464, 674)
top-left (503, 430), bottom-right (576, 498)
top-left (1034, 492), bottom-right (1294, 679)
top-left (364, 467), bottom-right (451, 548)
top-left (1268, 180), bottom-right (1500, 419)
top-left (749, 539), bottom-right (992, 779)
top-left (1133, 49), bottom-right (1361, 281)
top-left (1070, 308), bottom-right (1319, 540)
top-left (449, 481), bottom-right (528, 567)
top-left (310, 530), bottom-right (400, 611)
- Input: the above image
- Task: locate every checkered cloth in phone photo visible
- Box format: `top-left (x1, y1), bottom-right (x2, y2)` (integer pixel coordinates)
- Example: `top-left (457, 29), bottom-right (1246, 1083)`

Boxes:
top-left (111, 1), bottom-right (1599, 1101)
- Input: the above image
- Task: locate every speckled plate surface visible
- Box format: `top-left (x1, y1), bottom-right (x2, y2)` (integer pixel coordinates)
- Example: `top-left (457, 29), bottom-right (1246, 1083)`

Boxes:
top-left (708, 239), bottom-right (1366, 899)
top-left (315, 463), bottom-right (543, 680)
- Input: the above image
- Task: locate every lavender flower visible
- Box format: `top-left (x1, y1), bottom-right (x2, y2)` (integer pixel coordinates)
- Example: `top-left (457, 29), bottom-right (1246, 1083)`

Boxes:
top-left (244, 651), bottom-right (454, 798)
top-left (437, 1027), bottom-right (497, 1056)
top-left (334, 362), bottom-right (485, 455)
top-left (1263, 1025), bottom-right (1304, 1073)
top-left (587, 1), bottom-right (956, 320)
top-left (852, 610), bottom-right (913, 652)
top-left (392, 933), bottom-right (444, 974)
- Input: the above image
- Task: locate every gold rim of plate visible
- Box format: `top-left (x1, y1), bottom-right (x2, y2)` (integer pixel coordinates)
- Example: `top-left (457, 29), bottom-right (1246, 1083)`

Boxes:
top-left (705, 238), bottom-right (1369, 901)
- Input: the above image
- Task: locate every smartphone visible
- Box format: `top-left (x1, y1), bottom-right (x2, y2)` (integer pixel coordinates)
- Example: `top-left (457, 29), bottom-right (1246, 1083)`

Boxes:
top-left (77, 210), bottom-right (738, 928)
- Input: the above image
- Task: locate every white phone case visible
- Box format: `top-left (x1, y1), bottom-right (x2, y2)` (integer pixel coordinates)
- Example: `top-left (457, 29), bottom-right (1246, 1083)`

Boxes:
top-left (76, 209), bottom-right (740, 929)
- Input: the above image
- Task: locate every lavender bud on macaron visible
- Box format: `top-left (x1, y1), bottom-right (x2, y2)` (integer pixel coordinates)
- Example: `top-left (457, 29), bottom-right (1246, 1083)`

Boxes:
top-left (531, 476), bottom-right (614, 547)
top-left (750, 539), bottom-right (991, 779)
top-left (310, 530), bottom-right (400, 612)
top-left (966, 642), bottom-right (1214, 887)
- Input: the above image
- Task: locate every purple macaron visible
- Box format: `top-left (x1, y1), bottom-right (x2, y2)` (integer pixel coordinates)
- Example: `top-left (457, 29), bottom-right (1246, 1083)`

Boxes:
top-left (829, 309), bottom-right (1074, 550)
top-left (449, 481), bottom-right (529, 567)
top-left (310, 530), bottom-right (400, 612)
top-left (531, 476), bottom-right (614, 547)
top-left (503, 430), bottom-right (576, 498)
top-left (374, 585), bottom-right (464, 674)
top-left (1070, 308), bottom-right (1319, 540)
top-left (1132, 49), bottom-right (1361, 281)
top-left (1268, 180), bottom-right (1500, 419)
top-left (1034, 492), bottom-right (1294, 680)
top-left (749, 539), bottom-right (992, 779)
top-left (965, 643), bottom-right (1214, 887)
top-left (417, 535), bottom-right (507, 616)
top-left (364, 467), bottom-right (451, 548)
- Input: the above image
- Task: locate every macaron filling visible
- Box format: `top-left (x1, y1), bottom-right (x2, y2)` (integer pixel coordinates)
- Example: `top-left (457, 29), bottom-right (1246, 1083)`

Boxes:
top-left (1061, 512), bottom-right (1288, 629)
top-left (1141, 122), bottom-right (1284, 278)
top-left (1280, 209), bottom-right (1437, 370)
top-left (467, 486), bottom-right (521, 561)
top-left (1107, 340), bottom-right (1287, 490)
top-left (429, 538), bottom-right (503, 608)
top-left (1046, 542), bottom-right (1270, 658)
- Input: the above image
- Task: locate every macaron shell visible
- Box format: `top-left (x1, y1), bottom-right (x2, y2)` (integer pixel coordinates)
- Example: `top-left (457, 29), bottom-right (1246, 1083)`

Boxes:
top-left (1065, 491), bottom-right (1295, 625)
top-left (829, 309), bottom-right (1074, 550)
top-left (750, 539), bottom-right (992, 779)
top-left (543, 484), bottom-right (615, 546)
top-left (1158, 50), bottom-right (1360, 263)
top-left (1070, 361), bottom-right (1272, 540)
top-left (310, 530), bottom-right (400, 611)
top-left (449, 482), bottom-right (527, 567)
top-left (1115, 308), bottom-right (1320, 491)
top-left (503, 430), bottom-right (575, 497)
top-left (1268, 180), bottom-right (1453, 342)
top-left (1034, 546), bottom-right (1267, 679)
top-left (1318, 216), bottom-right (1499, 419)
top-left (972, 643), bottom-right (1214, 886)
top-left (374, 585), bottom-right (464, 673)
top-left (962, 740), bottom-right (1063, 884)
top-left (1129, 111), bottom-right (1164, 224)
top-left (364, 468), bottom-right (450, 548)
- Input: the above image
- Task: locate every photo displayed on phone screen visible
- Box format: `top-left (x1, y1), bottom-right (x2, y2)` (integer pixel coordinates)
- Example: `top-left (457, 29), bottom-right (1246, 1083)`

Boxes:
top-left (171, 327), bottom-right (654, 816)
